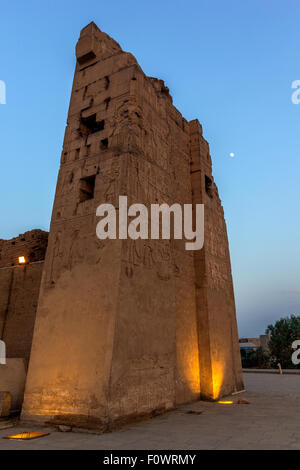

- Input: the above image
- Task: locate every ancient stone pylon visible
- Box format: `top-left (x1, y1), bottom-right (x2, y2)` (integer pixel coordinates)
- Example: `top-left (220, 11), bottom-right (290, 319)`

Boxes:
top-left (21, 23), bottom-right (243, 428)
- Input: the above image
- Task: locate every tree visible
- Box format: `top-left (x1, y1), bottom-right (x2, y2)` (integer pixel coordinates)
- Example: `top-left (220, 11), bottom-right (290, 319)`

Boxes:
top-left (241, 347), bottom-right (270, 369)
top-left (266, 315), bottom-right (300, 369)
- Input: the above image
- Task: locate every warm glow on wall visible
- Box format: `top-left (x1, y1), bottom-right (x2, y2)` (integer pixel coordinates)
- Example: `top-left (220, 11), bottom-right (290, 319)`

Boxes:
top-left (18, 256), bottom-right (26, 264)
top-left (212, 362), bottom-right (225, 400)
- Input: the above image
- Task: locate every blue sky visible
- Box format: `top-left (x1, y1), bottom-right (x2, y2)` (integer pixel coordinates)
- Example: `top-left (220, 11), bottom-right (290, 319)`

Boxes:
top-left (0, 0), bottom-right (299, 336)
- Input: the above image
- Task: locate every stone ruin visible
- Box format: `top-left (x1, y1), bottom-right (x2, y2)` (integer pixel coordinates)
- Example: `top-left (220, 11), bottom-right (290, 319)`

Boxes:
top-left (1, 23), bottom-right (243, 429)
top-left (0, 230), bottom-right (48, 362)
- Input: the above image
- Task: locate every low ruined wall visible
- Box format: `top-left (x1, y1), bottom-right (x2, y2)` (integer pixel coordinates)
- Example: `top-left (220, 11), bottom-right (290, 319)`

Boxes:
top-left (0, 262), bottom-right (44, 363)
top-left (0, 358), bottom-right (27, 412)
top-left (0, 229), bottom-right (48, 268)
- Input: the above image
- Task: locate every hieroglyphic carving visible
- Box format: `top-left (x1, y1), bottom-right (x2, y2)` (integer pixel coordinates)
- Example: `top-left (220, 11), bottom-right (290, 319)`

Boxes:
top-left (99, 160), bottom-right (121, 205)
top-left (49, 231), bottom-right (63, 285)
top-left (68, 229), bottom-right (85, 270)
top-left (122, 239), bottom-right (178, 281)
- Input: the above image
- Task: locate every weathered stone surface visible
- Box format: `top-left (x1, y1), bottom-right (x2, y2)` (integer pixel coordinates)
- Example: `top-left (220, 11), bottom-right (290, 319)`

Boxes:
top-left (0, 359), bottom-right (27, 411)
top-left (0, 391), bottom-right (12, 417)
top-left (0, 230), bottom-right (48, 364)
top-left (0, 262), bottom-right (44, 362)
top-left (58, 425), bottom-right (72, 432)
top-left (21, 22), bottom-right (243, 427)
top-left (0, 230), bottom-right (48, 268)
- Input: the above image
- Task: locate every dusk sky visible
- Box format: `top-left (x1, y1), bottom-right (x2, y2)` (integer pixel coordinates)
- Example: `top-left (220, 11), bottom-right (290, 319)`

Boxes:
top-left (0, 0), bottom-right (299, 337)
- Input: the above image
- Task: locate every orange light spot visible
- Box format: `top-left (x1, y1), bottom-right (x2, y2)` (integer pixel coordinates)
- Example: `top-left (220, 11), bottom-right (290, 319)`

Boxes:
top-left (4, 432), bottom-right (49, 440)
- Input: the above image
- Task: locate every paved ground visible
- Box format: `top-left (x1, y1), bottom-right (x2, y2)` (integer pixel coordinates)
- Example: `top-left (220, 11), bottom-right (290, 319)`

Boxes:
top-left (0, 373), bottom-right (299, 450)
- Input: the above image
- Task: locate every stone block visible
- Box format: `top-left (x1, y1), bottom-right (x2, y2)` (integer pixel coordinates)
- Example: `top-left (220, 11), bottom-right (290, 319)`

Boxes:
top-left (0, 359), bottom-right (27, 412)
top-left (0, 391), bottom-right (12, 417)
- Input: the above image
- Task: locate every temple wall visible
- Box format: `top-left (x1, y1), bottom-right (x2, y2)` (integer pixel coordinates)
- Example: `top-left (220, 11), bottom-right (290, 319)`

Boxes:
top-left (0, 230), bottom-right (48, 268)
top-left (21, 22), bottom-right (243, 428)
top-left (0, 263), bottom-right (44, 363)
top-left (189, 120), bottom-right (243, 399)
top-left (106, 68), bottom-right (200, 421)
top-left (0, 230), bottom-right (47, 364)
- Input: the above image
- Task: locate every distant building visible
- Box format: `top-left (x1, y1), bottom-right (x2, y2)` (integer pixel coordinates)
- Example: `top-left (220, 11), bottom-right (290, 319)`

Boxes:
top-left (239, 335), bottom-right (271, 355)
top-left (259, 335), bottom-right (271, 353)
top-left (239, 340), bottom-right (259, 355)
